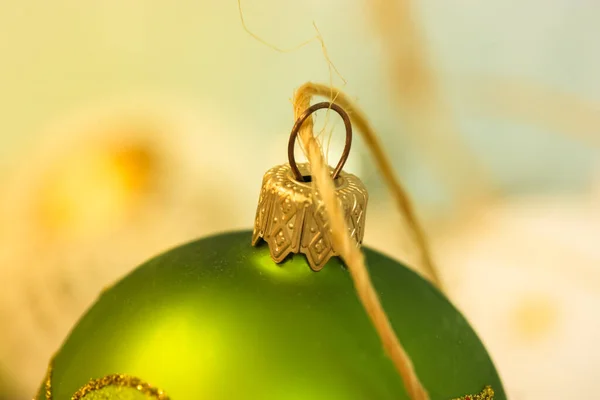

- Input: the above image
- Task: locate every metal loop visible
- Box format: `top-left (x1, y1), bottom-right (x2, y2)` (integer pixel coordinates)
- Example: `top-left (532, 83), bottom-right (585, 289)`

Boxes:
top-left (287, 102), bottom-right (353, 182)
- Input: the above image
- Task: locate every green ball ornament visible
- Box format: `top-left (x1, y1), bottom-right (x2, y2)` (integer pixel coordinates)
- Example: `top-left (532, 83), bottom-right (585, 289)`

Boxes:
top-left (37, 230), bottom-right (504, 400)
top-left (36, 102), bottom-right (505, 400)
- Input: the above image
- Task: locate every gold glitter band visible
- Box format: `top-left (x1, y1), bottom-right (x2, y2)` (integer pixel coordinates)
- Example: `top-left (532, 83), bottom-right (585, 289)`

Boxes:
top-left (45, 363), bottom-right (53, 400)
top-left (452, 385), bottom-right (495, 400)
top-left (38, 360), bottom-right (492, 400)
top-left (71, 374), bottom-right (170, 400)
top-left (35, 360), bottom-right (170, 400)
top-left (32, 357), bottom-right (53, 400)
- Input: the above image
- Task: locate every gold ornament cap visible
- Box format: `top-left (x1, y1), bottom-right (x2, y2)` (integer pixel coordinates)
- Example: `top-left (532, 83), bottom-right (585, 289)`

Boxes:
top-left (252, 102), bottom-right (368, 271)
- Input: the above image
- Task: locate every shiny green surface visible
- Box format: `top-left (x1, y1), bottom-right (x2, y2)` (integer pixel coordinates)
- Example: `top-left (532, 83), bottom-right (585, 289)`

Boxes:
top-left (43, 230), bottom-right (505, 400)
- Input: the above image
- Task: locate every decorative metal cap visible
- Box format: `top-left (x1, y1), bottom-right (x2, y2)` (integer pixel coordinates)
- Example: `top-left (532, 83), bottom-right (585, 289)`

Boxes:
top-left (252, 102), bottom-right (368, 271)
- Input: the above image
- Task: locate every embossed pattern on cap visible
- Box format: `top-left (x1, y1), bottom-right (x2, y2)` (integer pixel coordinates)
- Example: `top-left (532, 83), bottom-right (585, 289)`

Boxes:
top-left (252, 162), bottom-right (368, 271)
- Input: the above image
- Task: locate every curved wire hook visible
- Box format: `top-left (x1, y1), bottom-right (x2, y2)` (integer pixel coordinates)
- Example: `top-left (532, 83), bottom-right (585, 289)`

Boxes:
top-left (287, 102), bottom-right (353, 182)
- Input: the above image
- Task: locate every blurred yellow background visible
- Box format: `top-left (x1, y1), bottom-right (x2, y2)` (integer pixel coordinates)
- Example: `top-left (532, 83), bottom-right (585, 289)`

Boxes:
top-left (0, 1), bottom-right (599, 399)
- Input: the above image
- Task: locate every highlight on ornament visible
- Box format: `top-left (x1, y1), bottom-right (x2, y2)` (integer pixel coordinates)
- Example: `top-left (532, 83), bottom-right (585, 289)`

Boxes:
top-left (34, 93), bottom-right (505, 400)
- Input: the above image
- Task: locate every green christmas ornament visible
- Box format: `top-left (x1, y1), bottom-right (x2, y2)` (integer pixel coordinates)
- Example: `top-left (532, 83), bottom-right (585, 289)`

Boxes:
top-left (36, 102), bottom-right (505, 400)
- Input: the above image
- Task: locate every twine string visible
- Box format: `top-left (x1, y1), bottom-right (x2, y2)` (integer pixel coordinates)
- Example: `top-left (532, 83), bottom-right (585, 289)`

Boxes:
top-left (293, 82), bottom-right (431, 400)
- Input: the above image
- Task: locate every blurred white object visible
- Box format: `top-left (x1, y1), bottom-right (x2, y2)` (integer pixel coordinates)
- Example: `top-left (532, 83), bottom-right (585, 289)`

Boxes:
top-left (432, 180), bottom-right (600, 400)
top-left (0, 98), bottom-right (259, 397)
